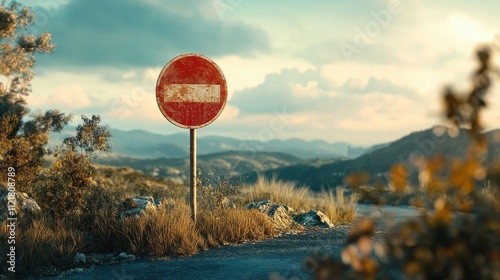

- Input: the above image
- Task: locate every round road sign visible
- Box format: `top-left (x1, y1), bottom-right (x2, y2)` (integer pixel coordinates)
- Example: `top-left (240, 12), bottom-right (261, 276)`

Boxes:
top-left (156, 53), bottom-right (228, 129)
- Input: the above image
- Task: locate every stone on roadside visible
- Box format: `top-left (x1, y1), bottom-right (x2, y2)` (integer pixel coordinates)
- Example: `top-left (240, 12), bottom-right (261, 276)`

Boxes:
top-left (118, 252), bottom-right (136, 261)
top-left (294, 210), bottom-right (334, 228)
top-left (73, 252), bottom-right (87, 264)
top-left (0, 186), bottom-right (41, 222)
top-left (245, 200), bottom-right (303, 232)
top-left (119, 196), bottom-right (159, 219)
top-left (131, 196), bottom-right (156, 210)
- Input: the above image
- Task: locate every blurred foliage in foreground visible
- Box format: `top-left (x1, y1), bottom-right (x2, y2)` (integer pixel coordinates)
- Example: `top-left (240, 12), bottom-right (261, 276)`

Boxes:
top-left (305, 46), bottom-right (500, 279)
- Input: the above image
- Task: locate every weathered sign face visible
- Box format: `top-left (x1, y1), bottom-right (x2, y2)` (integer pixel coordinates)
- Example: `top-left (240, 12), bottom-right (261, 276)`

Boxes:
top-left (156, 53), bottom-right (228, 129)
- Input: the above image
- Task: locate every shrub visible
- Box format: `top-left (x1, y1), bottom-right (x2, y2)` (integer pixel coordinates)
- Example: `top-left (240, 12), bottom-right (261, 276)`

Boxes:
top-left (34, 115), bottom-right (111, 220)
top-left (304, 46), bottom-right (500, 280)
top-left (197, 168), bottom-right (242, 211)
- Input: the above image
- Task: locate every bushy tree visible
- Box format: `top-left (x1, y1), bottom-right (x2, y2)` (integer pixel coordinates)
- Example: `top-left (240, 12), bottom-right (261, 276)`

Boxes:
top-left (36, 115), bottom-right (111, 220)
top-left (0, 2), bottom-right (113, 221)
top-left (0, 2), bottom-right (71, 192)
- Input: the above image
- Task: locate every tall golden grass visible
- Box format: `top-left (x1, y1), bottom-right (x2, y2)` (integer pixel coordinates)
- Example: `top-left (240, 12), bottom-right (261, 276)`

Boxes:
top-left (91, 201), bottom-right (276, 255)
top-left (91, 201), bottom-right (205, 256)
top-left (1, 199), bottom-right (276, 276)
top-left (197, 208), bottom-right (276, 247)
top-left (241, 176), bottom-right (358, 224)
top-left (0, 217), bottom-right (86, 277)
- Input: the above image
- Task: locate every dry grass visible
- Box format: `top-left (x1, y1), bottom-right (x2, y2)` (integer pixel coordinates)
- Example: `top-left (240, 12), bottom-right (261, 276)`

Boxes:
top-left (91, 200), bottom-right (276, 257)
top-left (91, 201), bottom-right (205, 256)
top-left (241, 176), bottom-right (312, 209)
top-left (241, 176), bottom-right (358, 224)
top-left (2, 195), bottom-right (276, 277)
top-left (0, 217), bottom-right (86, 277)
top-left (317, 188), bottom-right (358, 224)
top-left (197, 208), bottom-right (276, 247)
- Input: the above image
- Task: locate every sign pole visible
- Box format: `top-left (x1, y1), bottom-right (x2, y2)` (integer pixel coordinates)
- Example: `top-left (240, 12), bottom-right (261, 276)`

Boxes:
top-left (190, 128), bottom-right (197, 222)
top-left (156, 53), bottom-right (228, 223)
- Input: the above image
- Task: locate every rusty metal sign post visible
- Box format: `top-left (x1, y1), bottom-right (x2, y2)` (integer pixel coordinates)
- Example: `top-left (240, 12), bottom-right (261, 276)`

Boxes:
top-left (156, 53), bottom-right (228, 221)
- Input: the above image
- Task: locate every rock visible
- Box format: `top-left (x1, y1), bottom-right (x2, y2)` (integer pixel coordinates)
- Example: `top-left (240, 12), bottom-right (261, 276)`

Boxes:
top-left (73, 252), bottom-right (87, 264)
top-left (118, 252), bottom-right (136, 261)
top-left (245, 200), bottom-right (302, 232)
top-left (119, 196), bottom-right (159, 219)
top-left (0, 186), bottom-right (41, 222)
top-left (294, 210), bottom-right (334, 228)
top-left (86, 254), bottom-right (102, 265)
top-left (131, 196), bottom-right (156, 211)
top-left (122, 196), bottom-right (156, 211)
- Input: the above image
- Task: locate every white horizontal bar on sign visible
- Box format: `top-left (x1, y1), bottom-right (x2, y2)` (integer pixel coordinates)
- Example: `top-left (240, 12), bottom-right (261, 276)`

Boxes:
top-left (162, 84), bottom-right (220, 103)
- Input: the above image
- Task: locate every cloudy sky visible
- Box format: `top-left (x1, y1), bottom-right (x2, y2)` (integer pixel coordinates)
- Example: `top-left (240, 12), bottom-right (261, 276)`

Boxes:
top-left (20, 0), bottom-right (500, 146)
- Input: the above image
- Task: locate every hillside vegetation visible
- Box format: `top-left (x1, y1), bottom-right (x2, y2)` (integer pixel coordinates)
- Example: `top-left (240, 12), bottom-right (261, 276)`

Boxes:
top-left (248, 127), bottom-right (500, 191)
top-left (94, 150), bottom-right (305, 184)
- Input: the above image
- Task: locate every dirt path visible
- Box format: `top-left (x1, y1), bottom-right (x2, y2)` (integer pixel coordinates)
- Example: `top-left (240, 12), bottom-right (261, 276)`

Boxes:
top-left (49, 226), bottom-right (356, 280)
top-left (35, 205), bottom-right (417, 280)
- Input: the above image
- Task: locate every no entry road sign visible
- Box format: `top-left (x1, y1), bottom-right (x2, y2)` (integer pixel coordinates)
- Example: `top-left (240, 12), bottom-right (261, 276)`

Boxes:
top-left (155, 53), bottom-right (228, 222)
top-left (156, 53), bottom-right (228, 129)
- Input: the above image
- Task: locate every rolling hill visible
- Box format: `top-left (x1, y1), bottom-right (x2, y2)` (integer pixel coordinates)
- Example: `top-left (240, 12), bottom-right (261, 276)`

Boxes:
top-left (243, 127), bottom-right (500, 191)
top-left (49, 125), bottom-right (498, 192)
top-left (49, 127), bottom-right (371, 160)
top-left (95, 151), bottom-right (307, 184)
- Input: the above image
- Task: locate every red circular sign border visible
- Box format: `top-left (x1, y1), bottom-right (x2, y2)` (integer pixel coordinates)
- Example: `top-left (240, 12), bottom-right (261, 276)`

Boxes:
top-left (155, 53), bottom-right (228, 129)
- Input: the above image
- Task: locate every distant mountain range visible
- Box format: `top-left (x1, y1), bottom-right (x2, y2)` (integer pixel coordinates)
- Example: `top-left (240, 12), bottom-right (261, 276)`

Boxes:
top-left (49, 127), bottom-right (374, 160)
top-left (94, 151), bottom-right (309, 184)
top-left (50, 126), bottom-right (499, 192)
top-left (245, 127), bottom-right (500, 191)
